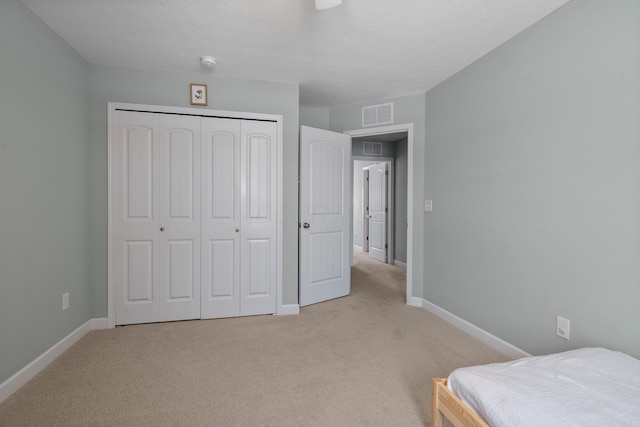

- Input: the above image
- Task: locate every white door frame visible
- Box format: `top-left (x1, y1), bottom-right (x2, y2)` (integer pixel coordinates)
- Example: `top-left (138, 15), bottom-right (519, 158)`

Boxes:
top-left (344, 124), bottom-right (413, 304)
top-left (107, 102), bottom-right (283, 328)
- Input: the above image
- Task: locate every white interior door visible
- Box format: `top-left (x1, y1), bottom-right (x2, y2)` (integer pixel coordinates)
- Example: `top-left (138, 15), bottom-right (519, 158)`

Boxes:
top-left (114, 111), bottom-right (201, 325)
top-left (299, 126), bottom-right (351, 307)
top-left (368, 162), bottom-right (387, 263)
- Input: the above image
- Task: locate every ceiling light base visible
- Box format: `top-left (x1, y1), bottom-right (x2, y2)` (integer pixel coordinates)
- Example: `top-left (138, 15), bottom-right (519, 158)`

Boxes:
top-left (200, 56), bottom-right (217, 70)
top-left (315, 0), bottom-right (342, 10)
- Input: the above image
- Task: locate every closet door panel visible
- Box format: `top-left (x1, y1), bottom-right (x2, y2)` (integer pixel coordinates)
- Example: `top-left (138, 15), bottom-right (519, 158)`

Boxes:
top-left (114, 111), bottom-right (161, 324)
top-left (168, 240), bottom-right (195, 299)
top-left (240, 121), bottom-right (277, 316)
top-left (247, 134), bottom-right (270, 219)
top-left (201, 118), bottom-right (241, 319)
top-left (209, 240), bottom-right (235, 297)
top-left (124, 240), bottom-right (154, 302)
top-left (157, 115), bottom-right (201, 321)
top-left (126, 128), bottom-right (153, 219)
top-left (168, 130), bottom-right (195, 219)
top-left (246, 239), bottom-right (270, 295)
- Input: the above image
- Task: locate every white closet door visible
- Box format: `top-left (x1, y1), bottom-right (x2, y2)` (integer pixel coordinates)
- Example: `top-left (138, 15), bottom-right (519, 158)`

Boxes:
top-left (200, 118), bottom-right (242, 319)
top-left (240, 120), bottom-right (277, 316)
top-left (158, 115), bottom-right (201, 321)
top-left (114, 111), bottom-right (200, 325)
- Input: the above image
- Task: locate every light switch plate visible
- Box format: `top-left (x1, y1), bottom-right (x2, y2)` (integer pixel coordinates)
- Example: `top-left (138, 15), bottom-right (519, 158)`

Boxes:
top-left (556, 316), bottom-right (570, 340)
top-left (424, 200), bottom-right (432, 212)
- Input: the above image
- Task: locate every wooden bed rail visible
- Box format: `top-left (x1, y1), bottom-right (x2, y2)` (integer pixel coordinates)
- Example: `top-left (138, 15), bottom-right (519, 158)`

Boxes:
top-left (431, 378), bottom-right (489, 427)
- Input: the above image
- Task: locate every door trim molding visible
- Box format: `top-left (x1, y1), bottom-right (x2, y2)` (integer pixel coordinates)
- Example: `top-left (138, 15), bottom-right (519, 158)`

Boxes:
top-left (107, 102), bottom-right (283, 327)
top-left (344, 123), bottom-right (414, 304)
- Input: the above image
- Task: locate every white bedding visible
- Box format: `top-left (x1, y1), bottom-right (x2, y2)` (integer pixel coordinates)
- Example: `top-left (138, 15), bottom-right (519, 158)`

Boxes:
top-left (447, 347), bottom-right (640, 427)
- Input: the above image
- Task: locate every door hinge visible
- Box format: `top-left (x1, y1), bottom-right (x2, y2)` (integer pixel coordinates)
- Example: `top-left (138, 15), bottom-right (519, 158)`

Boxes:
top-left (385, 244), bottom-right (388, 249)
top-left (385, 207), bottom-right (388, 213)
top-left (385, 170), bottom-right (389, 176)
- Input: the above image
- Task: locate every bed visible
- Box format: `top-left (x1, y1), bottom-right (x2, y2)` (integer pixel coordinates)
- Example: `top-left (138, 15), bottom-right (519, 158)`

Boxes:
top-left (431, 347), bottom-right (640, 427)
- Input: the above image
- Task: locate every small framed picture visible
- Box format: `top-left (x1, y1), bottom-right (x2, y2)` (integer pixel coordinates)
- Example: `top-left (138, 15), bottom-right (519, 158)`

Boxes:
top-left (190, 83), bottom-right (208, 106)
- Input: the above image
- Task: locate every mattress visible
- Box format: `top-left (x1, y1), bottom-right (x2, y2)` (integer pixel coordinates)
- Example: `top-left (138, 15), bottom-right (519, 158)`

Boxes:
top-left (447, 347), bottom-right (640, 427)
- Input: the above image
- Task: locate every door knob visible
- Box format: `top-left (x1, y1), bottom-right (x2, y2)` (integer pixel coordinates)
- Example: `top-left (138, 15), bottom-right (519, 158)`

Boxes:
top-left (303, 223), bottom-right (310, 229)
top-left (160, 227), bottom-right (165, 232)
top-left (235, 228), bottom-right (240, 232)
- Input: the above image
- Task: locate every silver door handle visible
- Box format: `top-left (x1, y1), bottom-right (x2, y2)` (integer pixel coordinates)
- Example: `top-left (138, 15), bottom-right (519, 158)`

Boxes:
top-left (160, 227), bottom-right (165, 232)
top-left (303, 223), bottom-right (310, 229)
top-left (235, 228), bottom-right (240, 232)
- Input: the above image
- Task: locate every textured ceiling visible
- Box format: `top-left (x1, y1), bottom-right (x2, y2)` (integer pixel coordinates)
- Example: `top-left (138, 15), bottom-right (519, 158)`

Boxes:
top-left (20, 0), bottom-right (570, 108)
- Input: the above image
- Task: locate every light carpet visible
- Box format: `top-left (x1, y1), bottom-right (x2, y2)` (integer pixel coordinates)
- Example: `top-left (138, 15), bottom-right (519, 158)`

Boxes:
top-left (0, 251), bottom-right (509, 426)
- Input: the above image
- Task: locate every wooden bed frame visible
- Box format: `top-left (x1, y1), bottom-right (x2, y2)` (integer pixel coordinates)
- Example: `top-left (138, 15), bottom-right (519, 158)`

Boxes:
top-left (431, 378), bottom-right (489, 427)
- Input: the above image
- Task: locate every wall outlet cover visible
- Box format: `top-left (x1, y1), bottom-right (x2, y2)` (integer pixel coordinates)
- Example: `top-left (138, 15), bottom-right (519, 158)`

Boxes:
top-left (556, 316), bottom-right (570, 340)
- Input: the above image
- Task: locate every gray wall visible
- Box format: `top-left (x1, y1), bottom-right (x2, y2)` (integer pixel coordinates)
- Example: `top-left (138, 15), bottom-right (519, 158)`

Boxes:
top-left (330, 93), bottom-right (426, 298)
top-left (424, 0), bottom-right (640, 357)
top-left (88, 65), bottom-right (300, 314)
top-left (0, 0), bottom-right (91, 384)
top-left (300, 106), bottom-right (330, 130)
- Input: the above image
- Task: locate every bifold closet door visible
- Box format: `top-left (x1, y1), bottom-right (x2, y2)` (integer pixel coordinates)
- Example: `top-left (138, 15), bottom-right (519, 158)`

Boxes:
top-left (113, 111), bottom-right (201, 325)
top-left (200, 118), bottom-right (242, 318)
top-left (239, 120), bottom-right (277, 316)
top-left (200, 118), bottom-right (277, 318)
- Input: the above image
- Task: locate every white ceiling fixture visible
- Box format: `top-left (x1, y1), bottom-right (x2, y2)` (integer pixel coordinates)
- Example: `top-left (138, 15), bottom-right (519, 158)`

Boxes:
top-left (315, 0), bottom-right (342, 10)
top-left (200, 56), bottom-right (217, 70)
top-left (19, 0), bottom-right (571, 108)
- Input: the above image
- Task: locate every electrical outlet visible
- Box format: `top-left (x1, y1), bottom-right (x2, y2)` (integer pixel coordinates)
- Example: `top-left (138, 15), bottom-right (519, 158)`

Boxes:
top-left (556, 316), bottom-right (570, 340)
top-left (63, 292), bottom-right (69, 311)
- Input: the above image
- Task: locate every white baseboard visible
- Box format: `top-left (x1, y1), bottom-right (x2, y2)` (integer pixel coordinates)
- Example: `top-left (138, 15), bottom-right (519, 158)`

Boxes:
top-left (0, 317), bottom-right (108, 404)
top-left (353, 245), bottom-right (363, 251)
top-left (278, 304), bottom-right (300, 315)
top-left (393, 260), bottom-right (407, 269)
top-left (411, 297), bottom-right (530, 359)
top-left (90, 317), bottom-right (109, 330)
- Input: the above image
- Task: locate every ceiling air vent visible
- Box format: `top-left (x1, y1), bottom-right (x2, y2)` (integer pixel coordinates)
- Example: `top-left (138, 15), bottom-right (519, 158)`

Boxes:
top-left (363, 142), bottom-right (383, 156)
top-left (362, 102), bottom-right (394, 127)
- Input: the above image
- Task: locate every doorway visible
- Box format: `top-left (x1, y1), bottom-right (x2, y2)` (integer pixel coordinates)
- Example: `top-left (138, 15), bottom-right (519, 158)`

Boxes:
top-left (354, 159), bottom-right (394, 263)
top-left (345, 124), bottom-right (414, 303)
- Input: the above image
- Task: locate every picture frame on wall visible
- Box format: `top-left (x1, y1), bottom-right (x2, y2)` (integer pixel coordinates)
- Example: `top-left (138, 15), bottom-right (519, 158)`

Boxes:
top-left (190, 83), bottom-right (208, 106)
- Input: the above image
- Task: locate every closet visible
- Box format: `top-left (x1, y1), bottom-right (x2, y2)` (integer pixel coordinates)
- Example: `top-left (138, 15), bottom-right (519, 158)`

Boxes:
top-left (111, 106), bottom-right (279, 325)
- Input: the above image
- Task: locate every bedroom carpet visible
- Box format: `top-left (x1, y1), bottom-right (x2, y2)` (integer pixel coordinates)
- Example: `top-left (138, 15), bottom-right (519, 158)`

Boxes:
top-left (0, 251), bottom-right (509, 426)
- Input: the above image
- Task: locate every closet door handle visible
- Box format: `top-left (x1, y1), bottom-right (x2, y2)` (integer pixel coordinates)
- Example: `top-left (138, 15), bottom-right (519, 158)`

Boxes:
top-left (160, 227), bottom-right (165, 232)
top-left (235, 229), bottom-right (240, 232)
top-left (303, 223), bottom-right (310, 229)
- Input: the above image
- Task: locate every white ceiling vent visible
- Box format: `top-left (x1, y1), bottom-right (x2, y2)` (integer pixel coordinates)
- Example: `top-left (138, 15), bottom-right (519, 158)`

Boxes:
top-left (363, 142), bottom-right (383, 156)
top-left (362, 102), bottom-right (394, 127)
